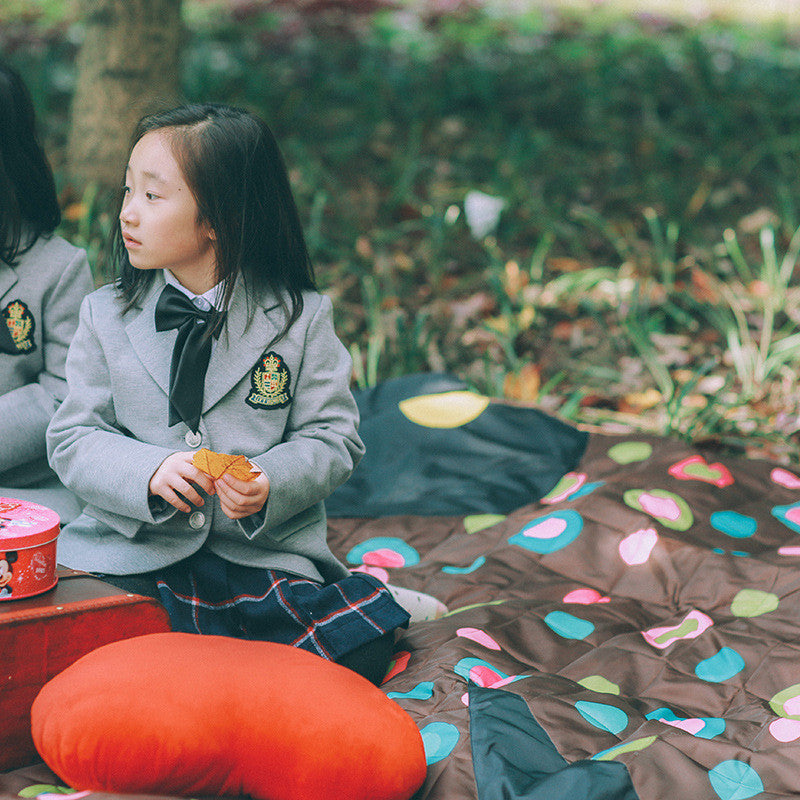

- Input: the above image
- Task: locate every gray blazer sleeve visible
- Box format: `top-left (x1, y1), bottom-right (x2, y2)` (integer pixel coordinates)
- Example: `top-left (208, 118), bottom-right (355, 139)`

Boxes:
top-left (46, 296), bottom-right (176, 524)
top-left (243, 295), bottom-right (365, 537)
top-left (0, 246), bottom-right (93, 473)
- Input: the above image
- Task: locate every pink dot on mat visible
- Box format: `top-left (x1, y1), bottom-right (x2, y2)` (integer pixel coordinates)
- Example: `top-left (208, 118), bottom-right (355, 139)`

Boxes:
top-left (619, 528), bottom-right (658, 565)
top-left (663, 718), bottom-right (705, 735)
top-left (563, 588), bottom-right (610, 604)
top-left (523, 517), bottom-right (567, 539)
top-left (639, 494), bottom-right (681, 521)
top-left (457, 627), bottom-right (501, 650)
top-left (469, 665), bottom-right (503, 687)
top-left (770, 718), bottom-right (800, 742)
top-left (362, 548), bottom-right (406, 568)
top-left (772, 468), bottom-right (800, 489)
top-left (351, 564), bottom-right (390, 583)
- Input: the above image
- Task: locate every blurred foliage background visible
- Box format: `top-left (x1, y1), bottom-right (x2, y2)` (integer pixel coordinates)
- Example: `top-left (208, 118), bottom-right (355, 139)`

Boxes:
top-left (2, 0), bottom-right (800, 461)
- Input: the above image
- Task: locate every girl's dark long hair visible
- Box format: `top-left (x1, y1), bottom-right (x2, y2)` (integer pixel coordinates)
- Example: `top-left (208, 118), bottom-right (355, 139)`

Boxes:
top-left (0, 61), bottom-right (61, 265)
top-left (112, 103), bottom-right (316, 342)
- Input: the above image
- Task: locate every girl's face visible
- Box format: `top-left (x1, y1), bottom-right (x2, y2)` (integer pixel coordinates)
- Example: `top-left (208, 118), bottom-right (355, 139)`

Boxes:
top-left (120, 130), bottom-right (217, 294)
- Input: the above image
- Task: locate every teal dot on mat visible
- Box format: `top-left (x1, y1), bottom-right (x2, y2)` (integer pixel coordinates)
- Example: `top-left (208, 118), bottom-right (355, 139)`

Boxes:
top-left (509, 510), bottom-right (583, 554)
top-left (575, 701), bottom-right (629, 735)
top-left (695, 647), bottom-right (745, 683)
top-left (708, 759), bottom-right (763, 800)
top-left (345, 537), bottom-right (420, 567)
top-left (420, 721), bottom-right (460, 765)
top-left (544, 610), bottom-right (595, 640)
top-left (772, 502), bottom-right (800, 534)
top-left (442, 556), bottom-right (486, 575)
top-left (387, 681), bottom-right (435, 701)
top-left (567, 481), bottom-right (605, 500)
top-left (711, 511), bottom-right (757, 539)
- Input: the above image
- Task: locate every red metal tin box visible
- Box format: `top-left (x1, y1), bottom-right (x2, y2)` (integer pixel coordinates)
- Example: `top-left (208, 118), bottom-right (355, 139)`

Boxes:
top-left (0, 498), bottom-right (60, 600)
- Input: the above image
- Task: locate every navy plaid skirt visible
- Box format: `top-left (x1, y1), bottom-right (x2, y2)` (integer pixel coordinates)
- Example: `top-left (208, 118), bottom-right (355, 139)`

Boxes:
top-left (153, 549), bottom-right (410, 662)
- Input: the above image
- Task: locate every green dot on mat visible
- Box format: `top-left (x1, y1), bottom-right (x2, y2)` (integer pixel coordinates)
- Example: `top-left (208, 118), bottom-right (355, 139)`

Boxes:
top-left (463, 513), bottom-right (506, 534)
top-left (731, 589), bottom-right (779, 618)
top-left (769, 684), bottom-right (800, 719)
top-left (609, 441), bottom-right (653, 464)
top-left (579, 675), bottom-right (621, 695)
top-left (592, 735), bottom-right (657, 761)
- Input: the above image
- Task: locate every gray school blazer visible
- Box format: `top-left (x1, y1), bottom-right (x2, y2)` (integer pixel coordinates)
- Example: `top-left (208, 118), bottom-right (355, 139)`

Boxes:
top-left (1, 234), bottom-right (93, 511)
top-left (47, 273), bottom-right (364, 582)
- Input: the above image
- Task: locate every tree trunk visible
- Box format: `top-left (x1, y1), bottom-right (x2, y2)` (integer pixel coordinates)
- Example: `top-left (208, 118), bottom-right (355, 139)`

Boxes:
top-left (66, 0), bottom-right (183, 189)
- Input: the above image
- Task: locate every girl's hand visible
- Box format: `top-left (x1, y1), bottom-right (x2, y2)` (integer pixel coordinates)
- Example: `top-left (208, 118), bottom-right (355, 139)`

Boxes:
top-left (216, 470), bottom-right (270, 520)
top-left (149, 451), bottom-right (216, 514)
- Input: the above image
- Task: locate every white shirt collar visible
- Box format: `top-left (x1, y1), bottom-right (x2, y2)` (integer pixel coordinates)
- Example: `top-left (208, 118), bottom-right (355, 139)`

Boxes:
top-left (163, 270), bottom-right (224, 312)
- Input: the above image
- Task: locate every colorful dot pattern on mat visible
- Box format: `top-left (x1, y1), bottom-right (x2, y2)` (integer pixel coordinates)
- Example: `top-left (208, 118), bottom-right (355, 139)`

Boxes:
top-left (463, 514), bottom-right (506, 534)
top-left (398, 391), bottom-right (490, 429)
top-left (345, 537), bottom-right (420, 567)
top-left (387, 681), bottom-right (435, 701)
top-left (772, 467), bottom-right (800, 489)
top-left (768, 684), bottom-right (800, 719)
top-left (382, 439), bottom-right (799, 794)
top-left (642, 609), bottom-right (714, 649)
top-left (772, 502), bottom-right (800, 534)
top-left (442, 556), bottom-right (485, 575)
top-left (17, 787), bottom-right (83, 798)
top-left (708, 760), bottom-right (763, 800)
top-left (420, 721), bottom-right (460, 764)
top-left (575, 701), bottom-right (629, 735)
top-left (509, 510), bottom-right (583, 554)
top-left (619, 527), bottom-right (658, 565)
top-left (695, 647), bottom-right (746, 683)
top-left (623, 488), bottom-right (693, 531)
top-left (646, 708), bottom-right (726, 739)
top-left (730, 589), bottom-right (779, 618)
top-left (608, 441), bottom-right (653, 464)
top-left (544, 610), bottom-right (595, 640)
top-left (668, 455), bottom-right (734, 487)
top-left (454, 657), bottom-right (510, 686)
top-left (710, 511), bottom-right (757, 539)
top-left (457, 627), bottom-right (501, 650)
top-left (578, 675), bottom-right (620, 695)
top-left (541, 472), bottom-right (586, 504)
top-left (592, 736), bottom-right (657, 761)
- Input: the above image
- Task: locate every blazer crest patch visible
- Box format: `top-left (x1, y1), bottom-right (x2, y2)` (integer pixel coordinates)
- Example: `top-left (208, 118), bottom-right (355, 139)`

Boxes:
top-left (1, 300), bottom-right (36, 354)
top-left (246, 351), bottom-right (292, 409)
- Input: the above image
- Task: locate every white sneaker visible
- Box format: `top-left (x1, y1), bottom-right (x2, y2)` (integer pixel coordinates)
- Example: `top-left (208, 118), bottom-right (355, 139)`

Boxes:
top-left (385, 583), bottom-right (448, 624)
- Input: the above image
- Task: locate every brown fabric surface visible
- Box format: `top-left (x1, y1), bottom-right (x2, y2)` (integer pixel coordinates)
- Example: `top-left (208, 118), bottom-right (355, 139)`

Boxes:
top-left (6, 432), bottom-right (800, 800)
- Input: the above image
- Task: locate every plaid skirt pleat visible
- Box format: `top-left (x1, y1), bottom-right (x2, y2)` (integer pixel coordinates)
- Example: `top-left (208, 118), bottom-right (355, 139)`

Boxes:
top-left (154, 549), bottom-right (410, 662)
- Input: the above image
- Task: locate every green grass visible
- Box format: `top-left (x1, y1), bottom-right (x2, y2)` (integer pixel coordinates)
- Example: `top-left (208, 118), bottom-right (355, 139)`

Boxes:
top-left (3, 1), bottom-right (800, 461)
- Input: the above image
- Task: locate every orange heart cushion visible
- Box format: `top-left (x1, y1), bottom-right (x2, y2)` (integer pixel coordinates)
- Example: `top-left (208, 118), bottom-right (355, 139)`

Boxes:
top-left (31, 632), bottom-right (426, 800)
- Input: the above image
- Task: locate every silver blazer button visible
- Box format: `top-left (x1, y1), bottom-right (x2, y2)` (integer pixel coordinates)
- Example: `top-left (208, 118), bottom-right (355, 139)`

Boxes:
top-left (188, 511), bottom-right (205, 529)
top-left (185, 430), bottom-right (202, 448)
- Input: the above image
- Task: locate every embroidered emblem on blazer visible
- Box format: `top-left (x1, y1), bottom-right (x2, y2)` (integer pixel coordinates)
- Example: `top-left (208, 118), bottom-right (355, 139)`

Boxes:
top-left (1, 300), bottom-right (36, 354)
top-left (246, 351), bottom-right (292, 409)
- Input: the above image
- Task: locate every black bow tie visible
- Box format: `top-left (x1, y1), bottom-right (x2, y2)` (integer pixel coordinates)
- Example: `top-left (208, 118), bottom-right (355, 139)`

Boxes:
top-left (154, 283), bottom-right (223, 433)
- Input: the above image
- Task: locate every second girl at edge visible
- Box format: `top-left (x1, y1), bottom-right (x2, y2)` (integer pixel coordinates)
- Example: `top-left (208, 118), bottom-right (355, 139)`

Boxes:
top-left (47, 103), bottom-right (437, 684)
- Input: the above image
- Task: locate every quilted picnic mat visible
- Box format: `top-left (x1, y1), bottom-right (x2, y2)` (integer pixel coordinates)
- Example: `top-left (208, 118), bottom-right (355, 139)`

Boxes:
top-left (4, 374), bottom-right (800, 800)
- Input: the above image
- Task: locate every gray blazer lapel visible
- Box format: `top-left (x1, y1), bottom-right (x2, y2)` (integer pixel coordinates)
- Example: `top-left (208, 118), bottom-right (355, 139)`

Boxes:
top-left (124, 274), bottom-right (174, 396)
top-left (202, 281), bottom-right (284, 414)
top-left (0, 265), bottom-right (19, 302)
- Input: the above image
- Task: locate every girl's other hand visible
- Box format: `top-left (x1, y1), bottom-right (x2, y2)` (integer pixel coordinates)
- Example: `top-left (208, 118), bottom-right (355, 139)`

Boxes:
top-left (216, 470), bottom-right (270, 520)
top-left (149, 451), bottom-right (216, 514)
